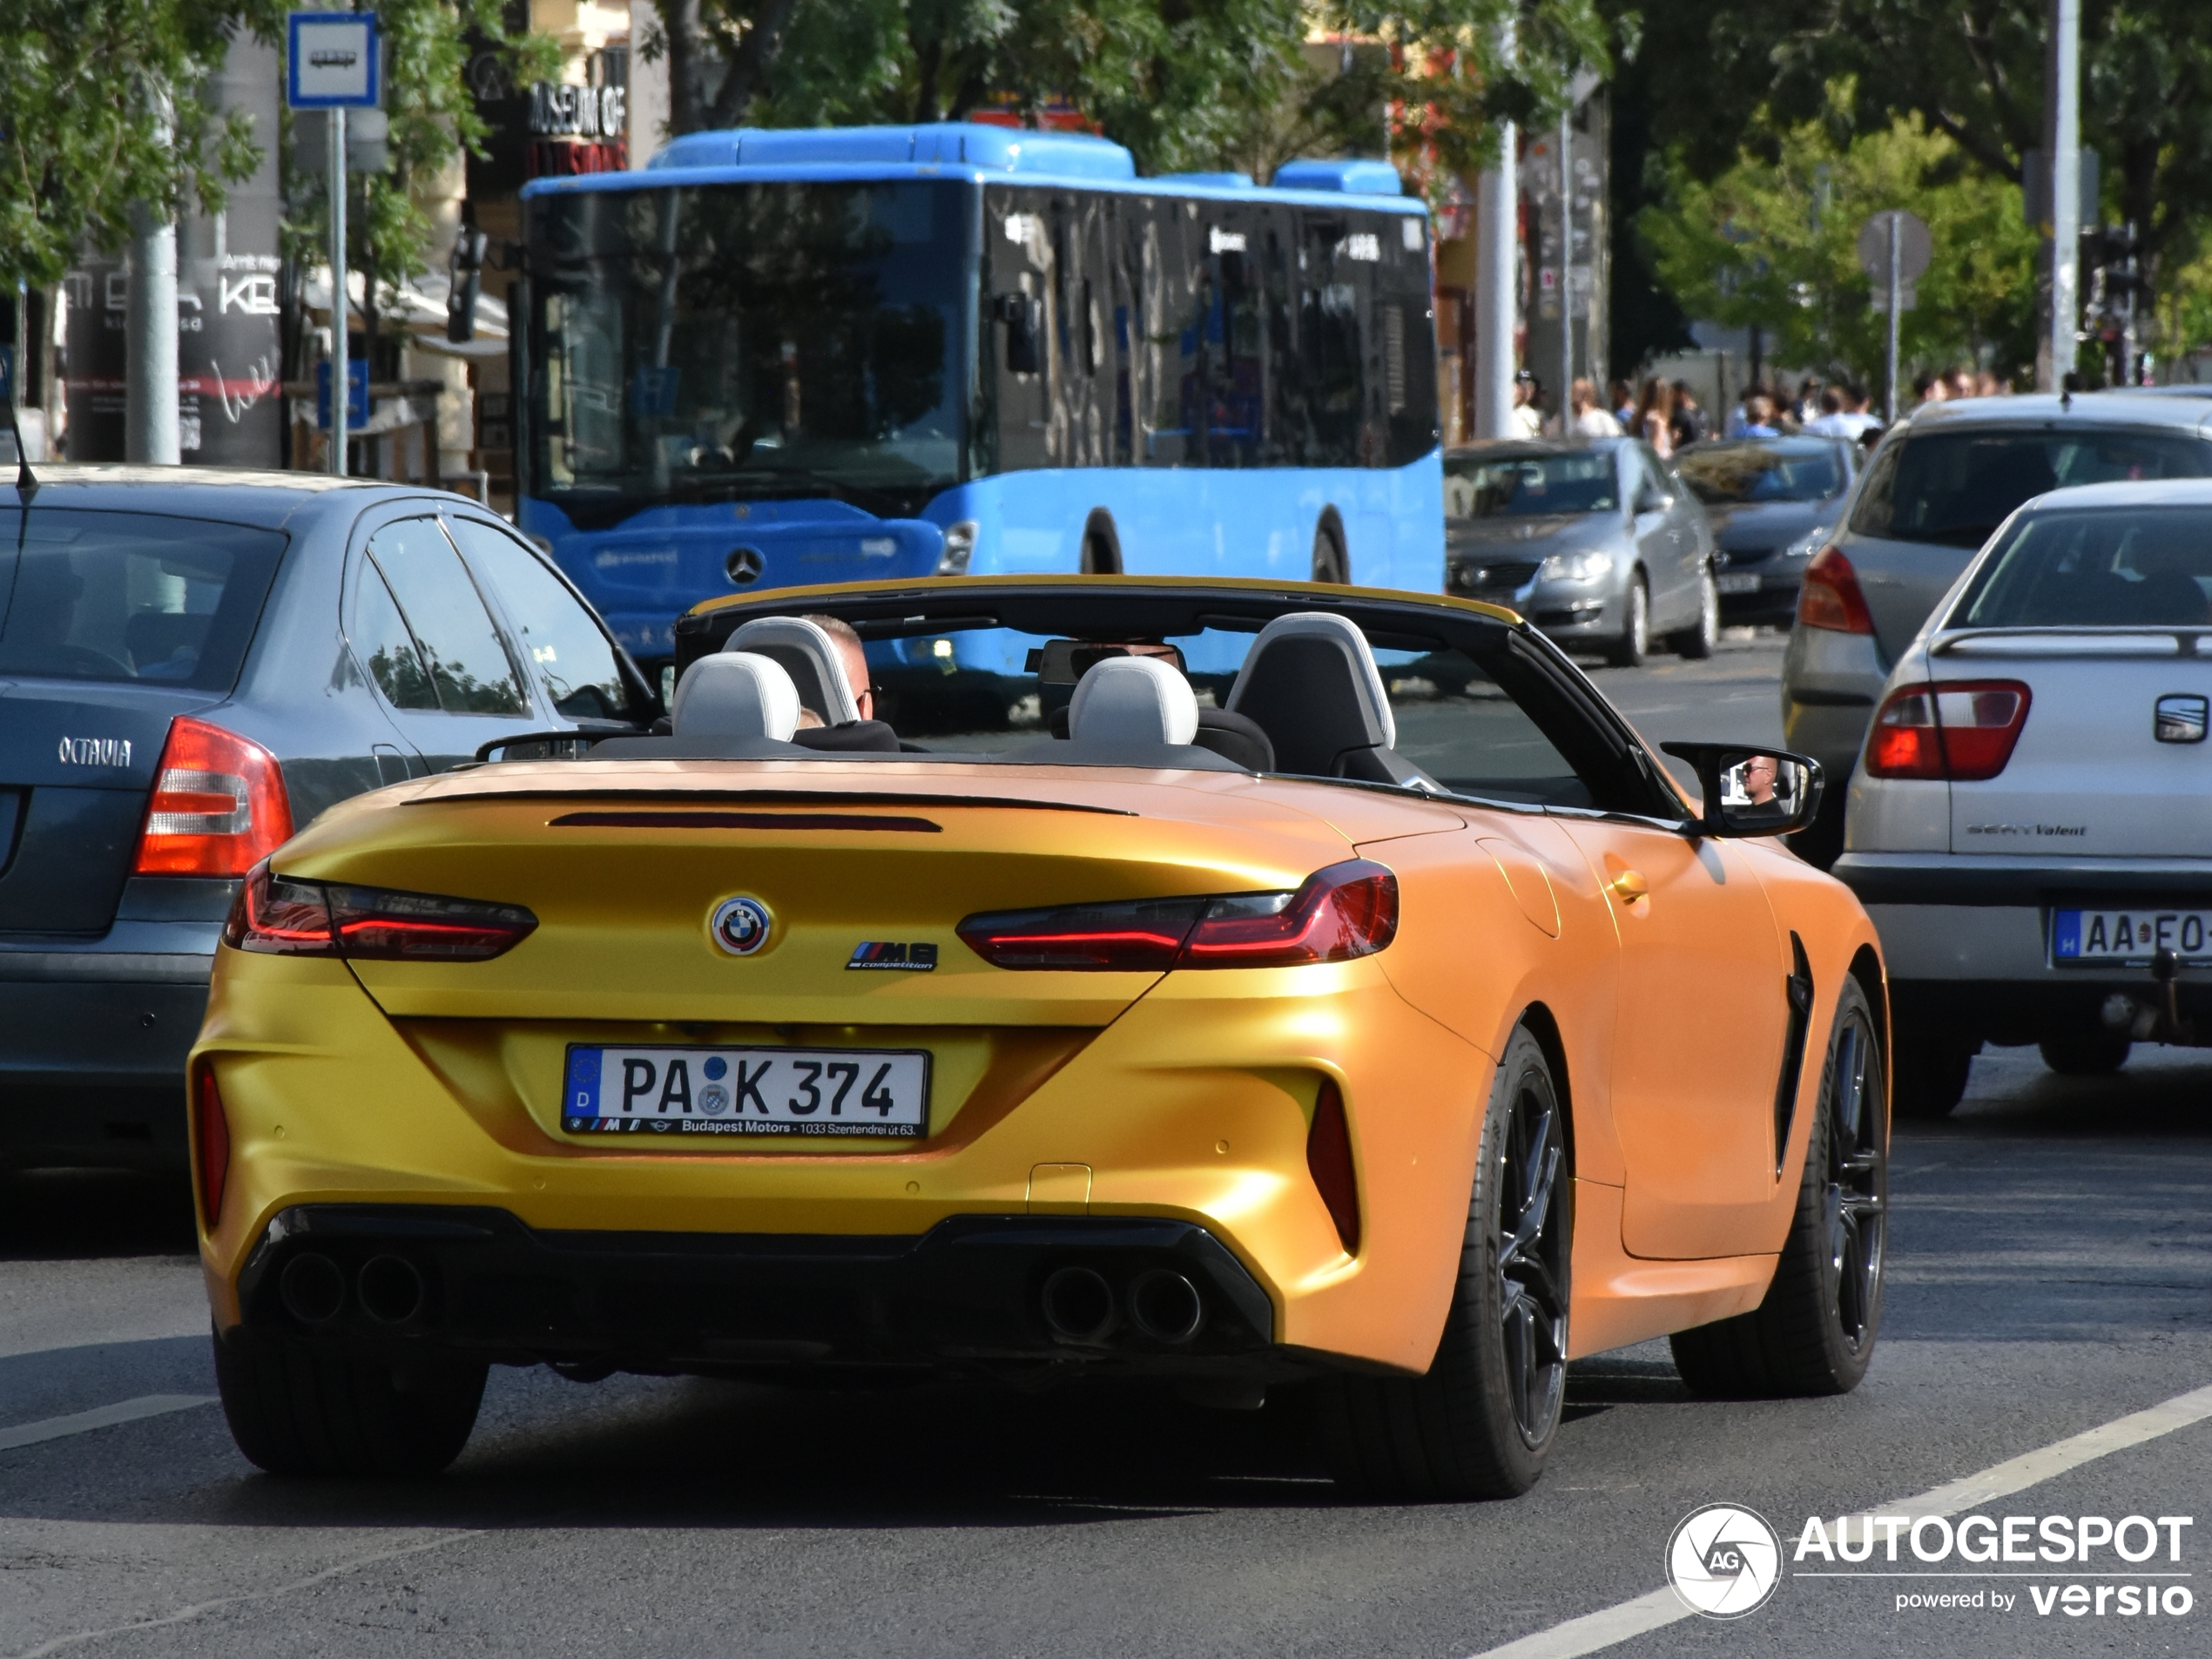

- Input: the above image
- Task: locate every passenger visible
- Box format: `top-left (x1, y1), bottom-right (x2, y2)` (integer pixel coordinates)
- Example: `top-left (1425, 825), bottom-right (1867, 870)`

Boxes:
top-left (799, 613), bottom-right (875, 721)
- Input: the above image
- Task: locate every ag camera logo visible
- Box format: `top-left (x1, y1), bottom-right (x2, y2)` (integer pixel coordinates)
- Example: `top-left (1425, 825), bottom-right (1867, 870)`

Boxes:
top-left (1668, 1503), bottom-right (1784, 1619)
top-left (709, 896), bottom-right (773, 957)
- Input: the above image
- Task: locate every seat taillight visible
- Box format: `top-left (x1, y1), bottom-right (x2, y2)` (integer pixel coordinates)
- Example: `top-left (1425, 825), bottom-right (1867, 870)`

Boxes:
top-left (135, 718), bottom-right (294, 876)
top-left (1865, 679), bottom-right (2032, 781)
top-left (1797, 547), bottom-right (1876, 635)
top-left (957, 860), bottom-right (1399, 972)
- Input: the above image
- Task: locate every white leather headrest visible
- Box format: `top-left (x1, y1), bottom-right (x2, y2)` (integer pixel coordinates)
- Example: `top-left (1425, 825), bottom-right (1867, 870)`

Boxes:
top-left (670, 651), bottom-right (801, 741)
top-left (1068, 655), bottom-right (1200, 745)
top-left (725, 617), bottom-right (861, 725)
top-left (1226, 611), bottom-right (1395, 748)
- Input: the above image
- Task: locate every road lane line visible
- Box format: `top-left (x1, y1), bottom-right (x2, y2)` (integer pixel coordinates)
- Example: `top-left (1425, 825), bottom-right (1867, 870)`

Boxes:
top-left (0, 1395), bottom-right (216, 1453)
top-left (1468, 1379), bottom-right (2212, 1659)
top-left (11, 1531), bottom-right (487, 1659)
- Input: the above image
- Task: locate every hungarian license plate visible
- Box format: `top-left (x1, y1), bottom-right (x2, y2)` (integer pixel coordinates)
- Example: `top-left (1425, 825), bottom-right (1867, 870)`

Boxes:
top-left (562, 1045), bottom-right (930, 1139)
top-left (1716, 572), bottom-right (1763, 594)
top-left (2051, 908), bottom-right (2212, 966)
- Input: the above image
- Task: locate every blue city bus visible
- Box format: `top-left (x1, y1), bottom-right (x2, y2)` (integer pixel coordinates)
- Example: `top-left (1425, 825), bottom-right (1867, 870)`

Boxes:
top-left (515, 123), bottom-right (1443, 675)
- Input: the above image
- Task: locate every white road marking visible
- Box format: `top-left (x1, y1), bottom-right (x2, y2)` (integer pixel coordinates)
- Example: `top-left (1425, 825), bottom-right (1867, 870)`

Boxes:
top-left (0, 1395), bottom-right (216, 1453)
top-left (11, 1531), bottom-right (487, 1659)
top-left (1469, 1379), bottom-right (2212, 1659)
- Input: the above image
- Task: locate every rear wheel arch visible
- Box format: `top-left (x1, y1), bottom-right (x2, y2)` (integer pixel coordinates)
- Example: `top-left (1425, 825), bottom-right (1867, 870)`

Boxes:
top-left (1513, 1001), bottom-right (1576, 1177)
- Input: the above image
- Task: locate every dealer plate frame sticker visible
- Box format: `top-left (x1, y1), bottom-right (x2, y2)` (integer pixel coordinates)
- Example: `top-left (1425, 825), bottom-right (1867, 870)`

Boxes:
top-left (562, 1044), bottom-right (930, 1139)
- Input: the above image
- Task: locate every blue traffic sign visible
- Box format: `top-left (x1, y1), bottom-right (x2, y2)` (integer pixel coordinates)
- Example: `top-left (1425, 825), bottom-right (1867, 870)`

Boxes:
top-left (317, 359), bottom-right (370, 429)
top-left (287, 12), bottom-right (381, 109)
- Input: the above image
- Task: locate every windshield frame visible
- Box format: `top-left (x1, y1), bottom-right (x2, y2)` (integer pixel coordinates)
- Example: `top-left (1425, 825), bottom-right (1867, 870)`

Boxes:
top-left (524, 175), bottom-right (979, 523)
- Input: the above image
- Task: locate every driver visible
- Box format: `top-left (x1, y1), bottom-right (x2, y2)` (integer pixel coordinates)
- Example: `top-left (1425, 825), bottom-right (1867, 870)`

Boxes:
top-left (1732, 755), bottom-right (1792, 827)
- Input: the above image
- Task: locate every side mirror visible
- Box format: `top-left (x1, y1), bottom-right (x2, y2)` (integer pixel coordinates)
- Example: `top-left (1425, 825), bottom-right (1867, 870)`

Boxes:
top-left (1659, 741), bottom-right (1824, 838)
top-left (995, 293), bottom-right (1045, 375)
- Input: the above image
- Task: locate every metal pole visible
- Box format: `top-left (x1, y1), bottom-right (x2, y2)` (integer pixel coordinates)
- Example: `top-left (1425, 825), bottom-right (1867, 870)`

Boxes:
top-left (2046, 0), bottom-right (2080, 389)
top-left (1886, 212), bottom-right (1901, 423)
top-left (328, 105), bottom-right (347, 476)
top-left (1558, 105), bottom-right (1574, 427)
top-left (1474, 129), bottom-right (1518, 438)
top-left (125, 203), bottom-right (179, 463)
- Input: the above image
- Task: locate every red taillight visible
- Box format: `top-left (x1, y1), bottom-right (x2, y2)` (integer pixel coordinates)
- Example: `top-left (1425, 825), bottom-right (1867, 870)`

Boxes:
top-left (134, 717), bottom-right (293, 876)
top-left (1306, 1077), bottom-right (1360, 1254)
top-left (222, 860), bottom-right (537, 961)
top-left (1865, 679), bottom-right (2032, 781)
top-left (195, 1068), bottom-right (231, 1224)
top-left (956, 860), bottom-right (1399, 972)
top-left (1797, 547), bottom-right (1875, 634)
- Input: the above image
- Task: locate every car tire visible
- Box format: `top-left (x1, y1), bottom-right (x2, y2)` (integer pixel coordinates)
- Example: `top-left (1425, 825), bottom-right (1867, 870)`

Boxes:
top-left (2039, 1033), bottom-right (2132, 1076)
top-left (1666, 571), bottom-right (1719, 659)
top-left (1311, 1026), bottom-right (1570, 1500)
top-left (1892, 1029), bottom-right (1977, 1118)
top-left (1604, 574), bottom-right (1649, 669)
top-left (212, 1323), bottom-right (486, 1477)
top-left (1312, 522), bottom-right (1348, 585)
top-left (1670, 978), bottom-right (1886, 1399)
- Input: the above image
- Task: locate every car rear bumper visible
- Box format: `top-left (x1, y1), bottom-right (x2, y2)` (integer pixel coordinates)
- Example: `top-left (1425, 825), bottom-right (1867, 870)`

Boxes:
top-left (232, 1204), bottom-right (1287, 1380)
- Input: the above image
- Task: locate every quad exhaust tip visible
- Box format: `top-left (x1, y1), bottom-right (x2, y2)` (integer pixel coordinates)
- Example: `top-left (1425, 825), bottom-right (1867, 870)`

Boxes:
top-left (1040, 1266), bottom-right (1116, 1343)
top-left (1128, 1270), bottom-right (1204, 1344)
top-left (278, 1252), bottom-right (345, 1325)
top-left (357, 1254), bottom-right (426, 1325)
top-left (1041, 1266), bottom-right (1205, 1345)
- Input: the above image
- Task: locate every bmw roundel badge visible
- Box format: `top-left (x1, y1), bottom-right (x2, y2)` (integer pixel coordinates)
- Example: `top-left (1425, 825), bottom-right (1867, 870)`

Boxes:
top-left (709, 895), bottom-right (773, 956)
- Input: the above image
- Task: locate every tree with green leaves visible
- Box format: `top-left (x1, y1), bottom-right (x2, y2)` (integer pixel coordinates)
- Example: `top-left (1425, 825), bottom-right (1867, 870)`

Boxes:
top-left (1, 0), bottom-right (283, 288)
top-left (1639, 96), bottom-right (2040, 388)
top-left (647, 0), bottom-right (1614, 184)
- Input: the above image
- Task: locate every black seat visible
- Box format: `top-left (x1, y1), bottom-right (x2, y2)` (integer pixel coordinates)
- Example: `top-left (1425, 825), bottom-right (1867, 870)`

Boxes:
top-left (1225, 611), bottom-right (1436, 786)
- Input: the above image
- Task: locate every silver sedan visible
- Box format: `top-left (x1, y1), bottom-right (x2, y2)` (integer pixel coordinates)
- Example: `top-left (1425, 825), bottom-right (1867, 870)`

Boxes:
top-left (1443, 438), bottom-right (1718, 667)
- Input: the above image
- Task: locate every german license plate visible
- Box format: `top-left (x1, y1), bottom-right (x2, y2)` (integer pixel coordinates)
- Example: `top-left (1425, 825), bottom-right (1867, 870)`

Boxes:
top-left (562, 1045), bottom-right (930, 1139)
top-left (2051, 908), bottom-right (2212, 967)
top-left (1716, 572), bottom-right (1763, 594)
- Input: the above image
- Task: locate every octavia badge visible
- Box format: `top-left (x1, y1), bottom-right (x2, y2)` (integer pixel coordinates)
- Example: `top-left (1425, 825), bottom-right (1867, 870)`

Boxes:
top-left (710, 895), bottom-right (773, 955)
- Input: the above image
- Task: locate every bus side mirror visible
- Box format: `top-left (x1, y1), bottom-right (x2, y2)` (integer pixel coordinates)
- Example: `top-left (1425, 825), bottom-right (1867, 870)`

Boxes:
top-left (995, 293), bottom-right (1044, 375)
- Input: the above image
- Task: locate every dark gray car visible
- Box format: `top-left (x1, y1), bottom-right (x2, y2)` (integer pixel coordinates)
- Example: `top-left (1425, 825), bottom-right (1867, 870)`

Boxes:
top-left (0, 467), bottom-right (658, 1170)
top-left (1673, 435), bottom-right (1858, 626)
top-left (1443, 438), bottom-right (1718, 666)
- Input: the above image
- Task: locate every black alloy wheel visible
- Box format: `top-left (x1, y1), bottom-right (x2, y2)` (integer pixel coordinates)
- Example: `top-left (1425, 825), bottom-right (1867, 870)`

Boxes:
top-left (1312, 1025), bottom-right (1570, 1499)
top-left (1671, 977), bottom-right (1888, 1398)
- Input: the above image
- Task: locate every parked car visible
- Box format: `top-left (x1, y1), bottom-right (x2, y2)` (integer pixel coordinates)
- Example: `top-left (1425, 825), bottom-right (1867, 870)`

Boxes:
top-left (1835, 476), bottom-right (2212, 1114)
top-left (1779, 393), bottom-right (2212, 863)
top-left (0, 467), bottom-right (658, 1171)
top-left (1444, 439), bottom-right (1718, 666)
top-left (1673, 435), bottom-right (1858, 627)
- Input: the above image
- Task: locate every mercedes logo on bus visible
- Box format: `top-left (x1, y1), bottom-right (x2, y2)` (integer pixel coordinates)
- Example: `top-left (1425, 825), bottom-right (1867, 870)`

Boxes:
top-left (709, 896), bottom-right (773, 956)
top-left (725, 547), bottom-right (764, 585)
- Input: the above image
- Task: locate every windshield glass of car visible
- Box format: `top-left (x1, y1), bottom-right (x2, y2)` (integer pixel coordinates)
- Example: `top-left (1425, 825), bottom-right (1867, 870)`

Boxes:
top-left (0, 509), bottom-right (287, 689)
top-left (858, 624), bottom-right (1602, 807)
top-left (1444, 450), bottom-right (1619, 518)
top-left (1850, 428), bottom-right (2212, 549)
top-left (529, 179), bottom-right (969, 518)
top-left (1676, 439), bottom-right (1844, 504)
top-left (1952, 507), bottom-right (2212, 627)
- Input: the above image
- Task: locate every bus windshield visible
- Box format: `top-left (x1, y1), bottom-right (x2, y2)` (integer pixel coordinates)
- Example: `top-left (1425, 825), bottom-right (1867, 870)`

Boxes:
top-left (529, 179), bottom-right (971, 519)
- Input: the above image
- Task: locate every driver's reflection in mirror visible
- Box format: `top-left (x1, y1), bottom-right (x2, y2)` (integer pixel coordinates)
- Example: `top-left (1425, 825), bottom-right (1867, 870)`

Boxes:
top-left (1727, 754), bottom-right (1794, 828)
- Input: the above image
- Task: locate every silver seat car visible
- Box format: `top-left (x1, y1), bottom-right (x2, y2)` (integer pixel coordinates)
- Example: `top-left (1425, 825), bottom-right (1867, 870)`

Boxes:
top-left (1835, 477), bottom-right (2212, 1113)
top-left (1780, 394), bottom-right (2212, 862)
top-left (1443, 438), bottom-right (1718, 666)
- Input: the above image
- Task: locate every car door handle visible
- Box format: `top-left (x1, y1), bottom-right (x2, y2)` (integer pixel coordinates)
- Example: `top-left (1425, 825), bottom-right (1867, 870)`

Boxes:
top-left (1608, 868), bottom-right (1649, 903)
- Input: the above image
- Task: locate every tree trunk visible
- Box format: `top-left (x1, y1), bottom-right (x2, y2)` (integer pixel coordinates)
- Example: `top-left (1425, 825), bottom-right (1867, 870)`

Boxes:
top-left (662, 0), bottom-right (711, 136)
top-left (705, 0), bottom-right (802, 130)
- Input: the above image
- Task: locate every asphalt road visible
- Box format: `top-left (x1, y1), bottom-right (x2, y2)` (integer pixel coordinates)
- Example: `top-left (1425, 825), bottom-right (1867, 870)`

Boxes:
top-left (4, 632), bottom-right (2209, 1659)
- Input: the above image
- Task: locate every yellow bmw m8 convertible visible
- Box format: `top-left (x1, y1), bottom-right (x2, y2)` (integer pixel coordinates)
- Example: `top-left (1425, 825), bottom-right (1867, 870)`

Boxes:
top-left (192, 576), bottom-right (1888, 1498)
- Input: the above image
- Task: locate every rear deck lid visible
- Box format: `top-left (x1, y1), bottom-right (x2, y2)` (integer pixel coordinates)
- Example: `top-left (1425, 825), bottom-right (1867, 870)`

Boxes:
top-left (0, 507), bottom-right (285, 931)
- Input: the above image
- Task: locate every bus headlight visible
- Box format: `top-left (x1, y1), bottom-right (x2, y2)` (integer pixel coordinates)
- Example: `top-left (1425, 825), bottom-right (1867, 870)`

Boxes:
top-left (936, 520), bottom-right (979, 576)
